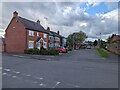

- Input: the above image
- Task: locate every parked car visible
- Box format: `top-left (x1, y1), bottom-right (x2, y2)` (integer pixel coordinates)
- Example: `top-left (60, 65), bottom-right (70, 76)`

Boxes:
top-left (80, 45), bottom-right (86, 49)
top-left (56, 47), bottom-right (68, 53)
top-left (86, 45), bottom-right (91, 49)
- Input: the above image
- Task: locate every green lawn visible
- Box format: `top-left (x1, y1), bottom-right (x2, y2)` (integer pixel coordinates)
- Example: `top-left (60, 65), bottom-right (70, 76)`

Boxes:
top-left (96, 48), bottom-right (108, 58)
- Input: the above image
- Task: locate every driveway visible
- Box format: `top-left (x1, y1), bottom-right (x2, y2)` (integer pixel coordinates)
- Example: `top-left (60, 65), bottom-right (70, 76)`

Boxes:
top-left (1, 49), bottom-right (118, 88)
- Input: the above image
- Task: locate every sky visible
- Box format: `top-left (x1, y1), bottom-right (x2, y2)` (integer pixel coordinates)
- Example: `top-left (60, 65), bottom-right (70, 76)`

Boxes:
top-left (0, 0), bottom-right (119, 41)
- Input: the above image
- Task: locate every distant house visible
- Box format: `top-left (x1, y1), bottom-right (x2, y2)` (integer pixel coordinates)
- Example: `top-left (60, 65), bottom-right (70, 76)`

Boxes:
top-left (108, 35), bottom-right (120, 55)
top-left (0, 37), bottom-right (5, 52)
top-left (5, 11), bottom-right (66, 53)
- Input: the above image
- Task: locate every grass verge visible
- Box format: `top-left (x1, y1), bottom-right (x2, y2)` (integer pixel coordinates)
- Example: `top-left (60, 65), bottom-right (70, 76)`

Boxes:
top-left (96, 48), bottom-right (108, 58)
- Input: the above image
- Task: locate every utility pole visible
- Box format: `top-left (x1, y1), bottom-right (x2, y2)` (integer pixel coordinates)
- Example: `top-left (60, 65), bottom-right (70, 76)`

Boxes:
top-left (100, 33), bottom-right (101, 48)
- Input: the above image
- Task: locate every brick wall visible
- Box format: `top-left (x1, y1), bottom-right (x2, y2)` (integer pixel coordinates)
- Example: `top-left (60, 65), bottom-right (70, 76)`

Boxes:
top-left (5, 17), bottom-right (27, 53)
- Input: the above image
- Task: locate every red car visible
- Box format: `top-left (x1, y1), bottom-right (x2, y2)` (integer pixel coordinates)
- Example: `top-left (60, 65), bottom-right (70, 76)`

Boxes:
top-left (56, 47), bottom-right (68, 53)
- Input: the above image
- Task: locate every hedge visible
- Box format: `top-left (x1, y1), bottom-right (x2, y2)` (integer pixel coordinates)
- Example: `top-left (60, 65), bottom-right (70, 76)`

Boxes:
top-left (24, 48), bottom-right (59, 55)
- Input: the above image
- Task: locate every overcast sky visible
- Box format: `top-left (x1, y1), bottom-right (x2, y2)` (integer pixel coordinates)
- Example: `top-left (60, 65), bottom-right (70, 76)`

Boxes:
top-left (0, 0), bottom-right (120, 41)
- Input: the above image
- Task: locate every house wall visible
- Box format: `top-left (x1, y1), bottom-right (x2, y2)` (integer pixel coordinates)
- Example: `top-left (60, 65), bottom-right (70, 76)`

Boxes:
top-left (26, 30), bottom-right (49, 49)
top-left (5, 17), bottom-right (27, 53)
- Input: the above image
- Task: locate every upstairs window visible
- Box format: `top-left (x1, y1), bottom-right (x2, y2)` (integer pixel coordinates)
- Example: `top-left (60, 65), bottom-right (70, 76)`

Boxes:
top-left (44, 33), bottom-right (47, 38)
top-left (55, 37), bottom-right (60, 41)
top-left (49, 36), bottom-right (54, 41)
top-left (37, 32), bottom-right (39, 36)
top-left (29, 30), bottom-right (34, 36)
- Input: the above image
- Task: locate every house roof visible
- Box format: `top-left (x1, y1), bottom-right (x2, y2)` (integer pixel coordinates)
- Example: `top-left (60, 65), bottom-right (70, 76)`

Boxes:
top-left (17, 17), bottom-right (49, 34)
top-left (49, 31), bottom-right (64, 38)
top-left (112, 35), bottom-right (120, 41)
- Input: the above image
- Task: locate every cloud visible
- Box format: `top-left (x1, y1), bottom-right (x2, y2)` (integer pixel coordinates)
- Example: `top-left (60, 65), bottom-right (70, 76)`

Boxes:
top-left (1, 2), bottom-right (119, 41)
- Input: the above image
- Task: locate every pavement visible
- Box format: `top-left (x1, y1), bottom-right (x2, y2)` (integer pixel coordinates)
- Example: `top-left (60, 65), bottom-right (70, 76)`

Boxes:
top-left (1, 49), bottom-right (119, 88)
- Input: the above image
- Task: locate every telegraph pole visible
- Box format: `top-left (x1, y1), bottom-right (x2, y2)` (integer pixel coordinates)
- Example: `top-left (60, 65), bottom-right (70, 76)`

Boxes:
top-left (100, 33), bottom-right (101, 48)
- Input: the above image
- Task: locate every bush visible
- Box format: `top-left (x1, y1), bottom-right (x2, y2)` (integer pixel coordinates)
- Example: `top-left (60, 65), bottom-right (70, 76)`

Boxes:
top-left (48, 48), bottom-right (59, 55)
top-left (24, 48), bottom-right (59, 55)
top-left (68, 48), bottom-right (72, 51)
top-left (24, 49), bottom-right (40, 54)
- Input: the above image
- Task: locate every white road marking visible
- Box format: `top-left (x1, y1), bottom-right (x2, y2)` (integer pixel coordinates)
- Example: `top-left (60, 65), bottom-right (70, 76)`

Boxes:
top-left (26, 74), bottom-right (31, 77)
top-left (39, 83), bottom-right (45, 87)
top-left (33, 76), bottom-right (44, 80)
top-left (13, 55), bottom-right (24, 58)
top-left (52, 81), bottom-right (61, 88)
top-left (12, 71), bottom-right (20, 74)
top-left (15, 72), bottom-right (20, 74)
top-left (4, 68), bottom-right (11, 72)
top-left (0, 67), bottom-right (2, 70)
top-left (2, 73), bottom-right (7, 75)
top-left (12, 76), bottom-right (17, 78)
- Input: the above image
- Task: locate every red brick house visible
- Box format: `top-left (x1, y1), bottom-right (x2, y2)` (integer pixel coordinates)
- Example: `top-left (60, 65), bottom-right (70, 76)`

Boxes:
top-left (5, 11), bottom-right (66, 53)
top-left (107, 35), bottom-right (120, 55)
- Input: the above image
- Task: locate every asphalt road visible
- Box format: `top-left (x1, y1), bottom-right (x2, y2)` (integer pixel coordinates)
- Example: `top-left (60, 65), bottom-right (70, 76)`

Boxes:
top-left (1, 49), bottom-right (118, 88)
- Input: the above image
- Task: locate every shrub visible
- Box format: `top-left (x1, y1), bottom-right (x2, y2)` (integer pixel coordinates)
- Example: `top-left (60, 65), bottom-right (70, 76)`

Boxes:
top-left (24, 49), bottom-right (39, 54)
top-left (24, 48), bottom-right (59, 55)
top-left (68, 48), bottom-right (72, 51)
top-left (48, 48), bottom-right (59, 55)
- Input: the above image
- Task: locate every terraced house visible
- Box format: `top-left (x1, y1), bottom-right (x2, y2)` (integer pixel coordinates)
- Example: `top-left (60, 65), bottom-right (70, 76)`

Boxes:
top-left (5, 11), bottom-right (66, 53)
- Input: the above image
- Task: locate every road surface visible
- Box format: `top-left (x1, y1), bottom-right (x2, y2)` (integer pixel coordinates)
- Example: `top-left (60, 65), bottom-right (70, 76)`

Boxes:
top-left (1, 49), bottom-right (118, 88)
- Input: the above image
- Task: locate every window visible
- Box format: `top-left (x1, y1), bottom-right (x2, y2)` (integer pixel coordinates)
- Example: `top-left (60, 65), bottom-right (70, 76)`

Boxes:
top-left (55, 37), bottom-right (60, 41)
top-left (28, 41), bottom-right (34, 49)
top-left (55, 43), bottom-right (60, 47)
top-left (37, 32), bottom-right (39, 36)
top-left (29, 30), bottom-right (34, 36)
top-left (49, 36), bottom-right (54, 41)
top-left (44, 33), bottom-right (47, 38)
top-left (49, 43), bottom-right (54, 48)
top-left (43, 42), bottom-right (47, 48)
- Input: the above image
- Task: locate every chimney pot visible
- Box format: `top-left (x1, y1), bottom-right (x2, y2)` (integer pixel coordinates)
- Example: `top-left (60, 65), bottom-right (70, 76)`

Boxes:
top-left (47, 27), bottom-right (50, 31)
top-left (13, 11), bottom-right (18, 17)
top-left (57, 31), bottom-right (60, 35)
top-left (37, 20), bottom-right (40, 24)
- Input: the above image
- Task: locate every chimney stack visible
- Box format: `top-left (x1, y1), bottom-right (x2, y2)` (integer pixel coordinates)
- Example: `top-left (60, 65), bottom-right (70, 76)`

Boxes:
top-left (37, 20), bottom-right (40, 24)
top-left (57, 31), bottom-right (60, 35)
top-left (13, 11), bottom-right (18, 17)
top-left (47, 27), bottom-right (50, 31)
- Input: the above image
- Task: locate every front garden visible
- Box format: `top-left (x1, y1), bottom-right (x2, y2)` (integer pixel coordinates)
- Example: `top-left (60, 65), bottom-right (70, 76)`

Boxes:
top-left (24, 48), bottom-right (59, 55)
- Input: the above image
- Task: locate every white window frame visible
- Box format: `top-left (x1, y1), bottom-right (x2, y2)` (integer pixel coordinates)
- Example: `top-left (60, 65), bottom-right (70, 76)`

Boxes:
top-left (43, 33), bottom-right (47, 38)
top-left (28, 41), bottom-right (34, 49)
top-left (43, 42), bottom-right (47, 48)
top-left (29, 30), bottom-right (34, 36)
top-left (55, 37), bottom-right (60, 41)
top-left (49, 43), bottom-right (54, 48)
top-left (37, 32), bottom-right (39, 36)
top-left (49, 36), bottom-right (54, 41)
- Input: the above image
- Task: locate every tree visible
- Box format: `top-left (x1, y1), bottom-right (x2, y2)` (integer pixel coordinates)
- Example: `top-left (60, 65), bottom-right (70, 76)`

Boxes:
top-left (107, 34), bottom-right (116, 44)
top-left (67, 31), bottom-right (87, 49)
top-left (93, 40), bottom-right (98, 46)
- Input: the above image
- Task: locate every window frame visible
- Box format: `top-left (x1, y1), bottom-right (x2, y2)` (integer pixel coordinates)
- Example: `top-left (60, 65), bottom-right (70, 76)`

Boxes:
top-left (28, 41), bottom-right (34, 49)
top-left (28, 30), bottom-right (34, 36)
top-left (43, 33), bottom-right (47, 38)
top-left (37, 32), bottom-right (39, 36)
top-left (43, 42), bottom-right (47, 48)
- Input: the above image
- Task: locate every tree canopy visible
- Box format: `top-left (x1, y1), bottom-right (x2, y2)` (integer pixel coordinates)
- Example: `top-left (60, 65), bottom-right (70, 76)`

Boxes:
top-left (67, 31), bottom-right (87, 49)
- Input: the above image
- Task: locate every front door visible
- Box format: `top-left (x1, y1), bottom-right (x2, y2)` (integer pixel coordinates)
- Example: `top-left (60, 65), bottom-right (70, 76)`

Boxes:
top-left (37, 42), bottom-right (40, 50)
